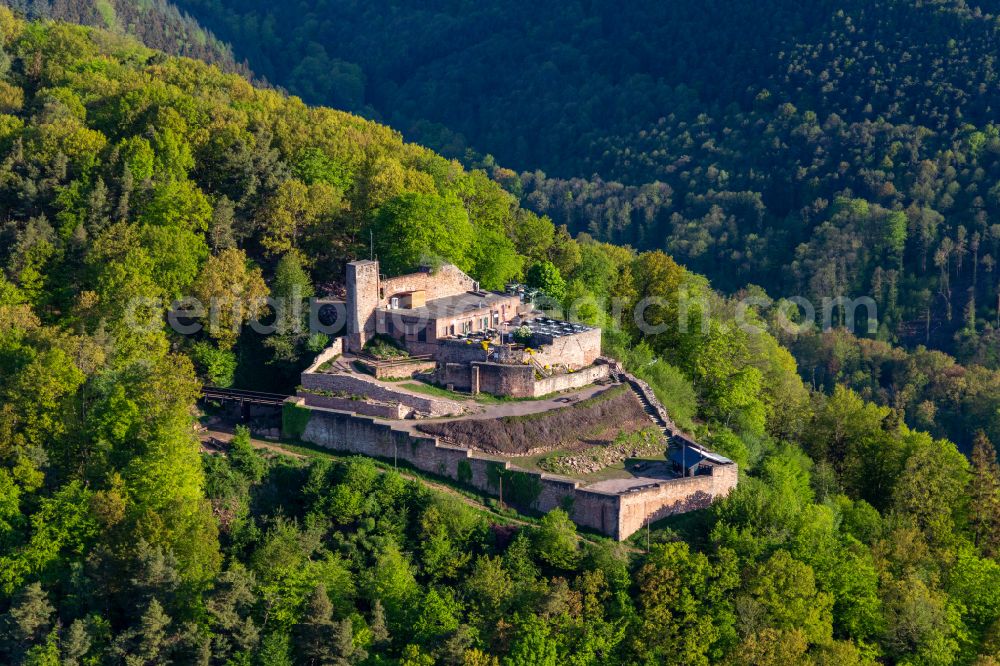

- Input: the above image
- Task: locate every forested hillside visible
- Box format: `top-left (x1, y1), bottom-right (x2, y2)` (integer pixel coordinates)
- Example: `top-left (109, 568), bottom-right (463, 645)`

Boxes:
top-left (172, 0), bottom-right (1000, 364)
top-left (3, 11), bottom-right (1000, 665)
top-left (0, 0), bottom-right (249, 77)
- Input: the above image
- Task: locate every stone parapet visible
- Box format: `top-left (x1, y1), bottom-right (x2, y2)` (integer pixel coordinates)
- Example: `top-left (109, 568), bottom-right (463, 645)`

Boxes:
top-left (297, 390), bottom-right (408, 419)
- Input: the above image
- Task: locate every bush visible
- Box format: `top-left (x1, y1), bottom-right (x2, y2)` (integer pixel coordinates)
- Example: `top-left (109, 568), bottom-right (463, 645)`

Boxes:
top-left (190, 341), bottom-right (237, 387)
top-left (282, 401), bottom-right (312, 439)
top-left (635, 360), bottom-right (698, 431)
top-left (532, 509), bottom-right (579, 569)
top-left (363, 334), bottom-right (409, 360)
top-left (230, 425), bottom-right (266, 483)
top-left (703, 427), bottom-right (750, 470)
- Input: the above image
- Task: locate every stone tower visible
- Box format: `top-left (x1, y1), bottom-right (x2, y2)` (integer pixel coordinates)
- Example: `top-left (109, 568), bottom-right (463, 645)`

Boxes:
top-left (346, 260), bottom-right (379, 352)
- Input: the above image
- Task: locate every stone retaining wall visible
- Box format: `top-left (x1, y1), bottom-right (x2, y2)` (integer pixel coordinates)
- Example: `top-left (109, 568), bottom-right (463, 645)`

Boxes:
top-left (297, 390), bottom-right (408, 419)
top-left (534, 364), bottom-right (610, 396)
top-left (303, 337), bottom-right (344, 374)
top-left (355, 357), bottom-right (438, 380)
top-left (286, 398), bottom-right (737, 540)
top-left (617, 464), bottom-right (739, 537)
top-left (475, 363), bottom-right (535, 397)
top-left (300, 372), bottom-right (465, 417)
top-left (438, 361), bottom-right (610, 398)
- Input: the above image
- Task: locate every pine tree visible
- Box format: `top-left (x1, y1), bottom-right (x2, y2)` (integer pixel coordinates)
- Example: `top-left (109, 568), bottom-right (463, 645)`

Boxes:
top-left (1, 583), bottom-right (54, 663)
top-left (116, 163), bottom-right (133, 222)
top-left (271, 250), bottom-right (314, 336)
top-left (294, 584), bottom-right (337, 666)
top-left (331, 618), bottom-right (365, 665)
top-left (128, 540), bottom-right (182, 616)
top-left (113, 598), bottom-right (172, 665)
top-left (208, 196), bottom-right (236, 253)
top-left (60, 619), bottom-right (91, 665)
top-left (86, 176), bottom-right (110, 234)
top-left (257, 632), bottom-right (293, 666)
top-left (135, 599), bottom-right (171, 664)
top-left (370, 600), bottom-right (390, 651)
top-left (970, 431), bottom-right (1000, 556)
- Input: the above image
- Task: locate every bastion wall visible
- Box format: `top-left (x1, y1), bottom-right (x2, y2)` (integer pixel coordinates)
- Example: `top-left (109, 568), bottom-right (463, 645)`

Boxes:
top-left (285, 398), bottom-right (737, 540)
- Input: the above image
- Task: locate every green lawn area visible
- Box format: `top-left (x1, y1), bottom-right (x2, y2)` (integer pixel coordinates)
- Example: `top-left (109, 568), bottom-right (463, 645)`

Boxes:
top-left (399, 381), bottom-right (507, 404)
top-left (398, 379), bottom-right (583, 405)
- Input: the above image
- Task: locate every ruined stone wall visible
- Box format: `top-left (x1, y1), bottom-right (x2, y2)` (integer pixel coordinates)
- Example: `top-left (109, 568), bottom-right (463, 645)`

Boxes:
top-left (474, 363), bottom-right (535, 398)
top-left (533, 364), bottom-right (610, 396)
top-left (438, 361), bottom-right (608, 397)
top-left (617, 463), bottom-right (738, 539)
top-left (297, 391), bottom-right (408, 419)
top-left (439, 363), bottom-right (473, 390)
top-left (300, 372), bottom-right (464, 417)
top-left (355, 358), bottom-right (438, 380)
top-left (303, 337), bottom-right (344, 374)
top-left (531, 328), bottom-right (602, 369)
top-left (291, 399), bottom-right (624, 537)
top-left (380, 264), bottom-right (476, 304)
top-left (287, 399), bottom-right (736, 540)
top-left (433, 340), bottom-right (493, 364)
top-left (436, 362), bottom-right (605, 398)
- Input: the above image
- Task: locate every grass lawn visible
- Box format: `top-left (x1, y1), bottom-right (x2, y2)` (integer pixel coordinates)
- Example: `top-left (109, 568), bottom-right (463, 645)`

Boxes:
top-left (400, 381), bottom-right (507, 404)
top-left (399, 379), bottom-right (582, 405)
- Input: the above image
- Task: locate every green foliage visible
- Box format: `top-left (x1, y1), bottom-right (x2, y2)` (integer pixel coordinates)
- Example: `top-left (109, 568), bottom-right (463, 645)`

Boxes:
top-left (1, 10), bottom-right (998, 666)
top-left (486, 466), bottom-right (542, 508)
top-left (630, 541), bottom-right (736, 665)
top-left (525, 260), bottom-right (566, 303)
top-left (293, 146), bottom-right (351, 190)
top-left (282, 401), bottom-right (312, 439)
top-left (505, 614), bottom-right (558, 666)
top-left (363, 334), bottom-right (409, 360)
top-left (229, 426), bottom-right (265, 483)
top-left (634, 360), bottom-right (697, 432)
top-left (371, 192), bottom-right (474, 275)
top-left (456, 459), bottom-right (472, 485)
top-left (189, 341), bottom-right (237, 387)
top-left (532, 509), bottom-right (579, 570)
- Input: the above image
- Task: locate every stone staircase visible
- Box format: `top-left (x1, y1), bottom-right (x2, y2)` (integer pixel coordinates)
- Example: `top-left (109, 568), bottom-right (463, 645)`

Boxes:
top-left (599, 358), bottom-right (736, 473)
top-left (600, 357), bottom-right (679, 442)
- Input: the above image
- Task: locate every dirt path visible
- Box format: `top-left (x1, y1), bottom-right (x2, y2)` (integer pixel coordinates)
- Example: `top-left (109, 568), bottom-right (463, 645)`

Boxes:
top-left (200, 427), bottom-right (307, 459)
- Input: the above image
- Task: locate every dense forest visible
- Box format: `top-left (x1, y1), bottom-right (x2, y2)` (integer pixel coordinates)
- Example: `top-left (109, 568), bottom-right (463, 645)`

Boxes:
top-left (169, 0), bottom-right (1000, 368)
top-left (2, 12), bottom-right (1000, 665)
top-left (0, 0), bottom-right (249, 77)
